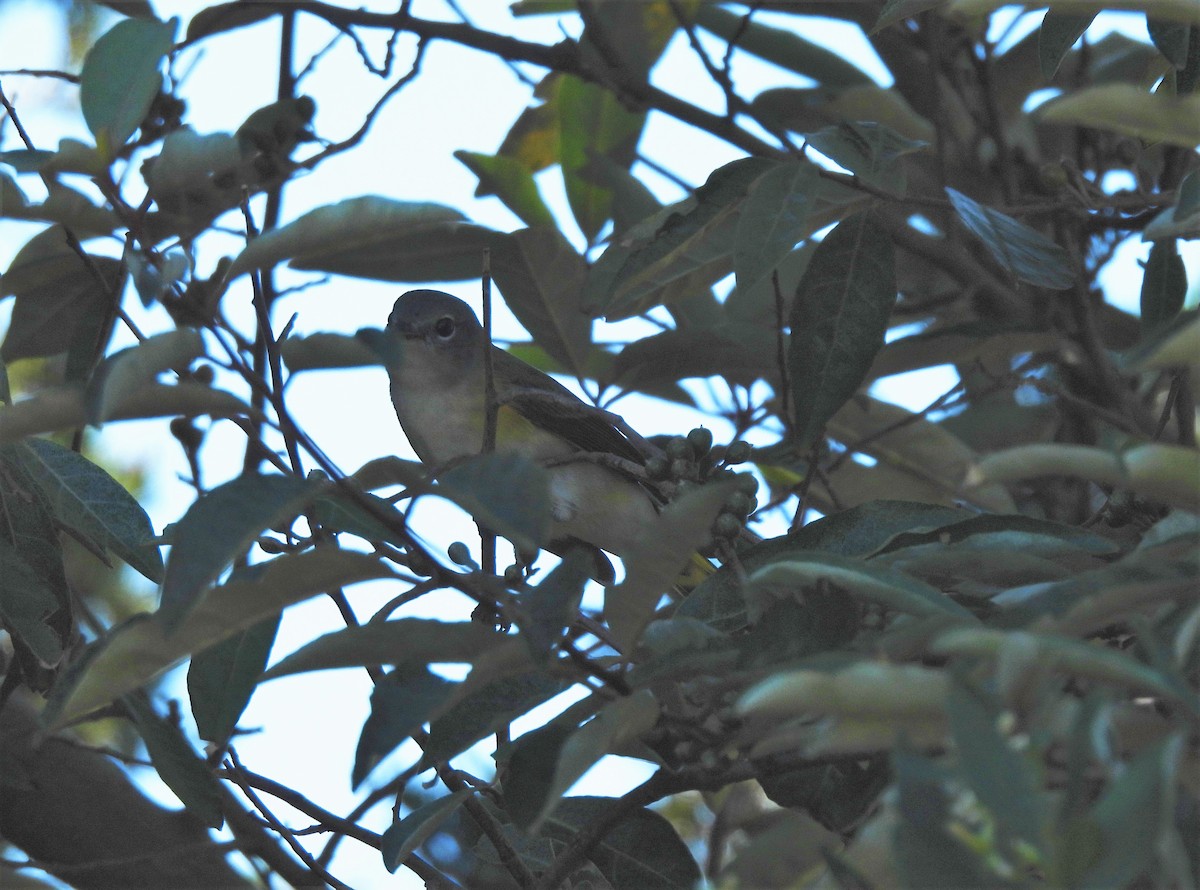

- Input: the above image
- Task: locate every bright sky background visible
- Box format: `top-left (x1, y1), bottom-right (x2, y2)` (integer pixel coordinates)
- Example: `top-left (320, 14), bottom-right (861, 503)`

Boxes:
top-left (1, 2), bottom-right (1195, 887)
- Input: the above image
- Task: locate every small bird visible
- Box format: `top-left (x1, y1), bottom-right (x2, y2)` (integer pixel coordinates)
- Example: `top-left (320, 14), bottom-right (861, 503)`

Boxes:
top-left (383, 289), bottom-right (659, 568)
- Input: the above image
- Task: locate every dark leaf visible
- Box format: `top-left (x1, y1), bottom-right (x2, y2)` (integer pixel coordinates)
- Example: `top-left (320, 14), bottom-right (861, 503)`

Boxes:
top-left (544, 797), bottom-right (701, 890)
top-left (186, 2), bottom-right (278, 42)
top-left (353, 666), bottom-right (457, 788)
top-left (585, 157), bottom-right (774, 319)
top-left (1140, 239), bottom-right (1187, 335)
top-left (788, 213), bottom-right (896, 450)
top-left (381, 790), bottom-right (471, 872)
top-left (489, 227), bottom-right (592, 376)
top-left (437, 452), bottom-right (551, 553)
top-left (734, 159), bottom-right (819, 295)
top-left (760, 756), bottom-right (889, 832)
top-left (1147, 16), bottom-right (1191, 68)
top-left (126, 695), bottom-right (224, 829)
top-left (947, 682), bottom-right (1044, 852)
top-left (946, 187), bottom-right (1075, 289)
top-left (521, 548), bottom-right (591, 662)
top-left (696, 4), bottom-right (874, 88)
top-left (0, 537), bottom-right (65, 666)
top-left (187, 612), bottom-right (279, 745)
top-left (17, 437), bottom-right (164, 583)
top-left (426, 670), bottom-right (570, 762)
top-left (0, 227), bottom-right (121, 364)
top-left (1039, 11), bottom-right (1096, 80)
top-left (85, 329), bottom-right (205, 425)
top-left (160, 473), bottom-right (316, 629)
top-left (46, 548), bottom-right (389, 729)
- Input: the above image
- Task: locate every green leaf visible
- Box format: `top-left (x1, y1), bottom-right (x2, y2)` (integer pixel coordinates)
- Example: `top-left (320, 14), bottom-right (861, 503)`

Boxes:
top-left (0, 381), bottom-right (254, 445)
top-left (17, 437), bottom-right (164, 583)
top-left (759, 757), bottom-right (889, 833)
top-left (426, 670), bottom-right (569, 762)
top-left (45, 547), bottom-right (389, 729)
top-left (544, 797), bottom-right (702, 890)
top-left (750, 552), bottom-right (976, 620)
top-left (695, 4), bottom-right (874, 89)
top-left (436, 452), bottom-right (551, 553)
top-left (353, 666), bottom-right (457, 788)
top-left (1140, 239), bottom-right (1187, 335)
top-left (455, 150), bottom-right (555, 228)
top-left (946, 187), bottom-right (1075, 289)
top-left (186, 2), bottom-right (278, 42)
top-left (262, 619), bottom-right (507, 680)
top-left (126, 695), bottom-right (224, 829)
top-left (489, 227), bottom-right (592, 376)
top-left (85, 329), bottom-right (205, 425)
top-left (227, 196), bottom-right (494, 283)
top-left (585, 157), bottom-right (773, 319)
top-left (160, 473), bottom-right (317, 628)
top-left (606, 479), bottom-right (739, 650)
top-left (521, 548), bottom-right (591, 662)
top-left (947, 682), bottom-right (1045, 852)
top-left (0, 227), bottom-right (121, 363)
top-left (381, 790), bottom-right (471, 872)
top-left (1148, 16), bottom-right (1193, 68)
top-left (873, 0), bottom-right (944, 32)
top-left (805, 121), bottom-right (928, 187)
top-left (557, 75), bottom-right (646, 242)
top-left (1084, 735), bottom-right (1185, 887)
top-left (1039, 11), bottom-right (1096, 80)
top-left (788, 213), bottom-right (896, 450)
top-left (0, 537), bottom-right (65, 666)
top-left (1039, 84), bottom-right (1200, 148)
top-left (187, 612), bottom-right (279, 745)
top-left (734, 159), bottom-right (819, 295)
top-left (892, 744), bottom-right (1001, 888)
top-left (504, 690), bottom-right (659, 832)
top-left (279, 332), bottom-right (382, 372)
top-left (613, 325), bottom-right (777, 392)
top-left (80, 18), bottom-right (176, 158)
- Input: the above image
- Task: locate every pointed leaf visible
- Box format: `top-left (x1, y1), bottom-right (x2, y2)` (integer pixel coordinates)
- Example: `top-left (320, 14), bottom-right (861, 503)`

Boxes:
top-left (455, 150), bottom-right (555, 229)
top-left (80, 18), bottom-right (176, 157)
top-left (1140, 240), bottom-right (1187, 334)
top-left (0, 227), bottom-right (121, 363)
top-left (126, 695), bottom-right (224, 828)
top-left (381, 790), bottom-right (472, 872)
top-left (489, 227), bottom-right (592, 376)
top-left (734, 159), bottom-right (819, 295)
top-left (353, 666), bottom-right (457, 788)
top-left (505, 690), bottom-right (659, 831)
top-left (187, 613), bottom-right (280, 744)
top-left (262, 619), bottom-right (506, 680)
top-left (186, 2), bottom-right (278, 41)
top-left (521, 548), bottom-right (591, 661)
top-left (1039, 11), bottom-right (1096, 80)
top-left (946, 187), bottom-right (1075, 289)
top-left (0, 538), bottom-right (65, 666)
top-left (45, 547), bottom-right (389, 729)
top-left (545, 797), bottom-right (701, 890)
top-left (789, 213), bottom-right (897, 450)
top-left (1038, 84), bottom-right (1200, 148)
top-left (227, 196), bottom-right (494, 283)
top-left (585, 158), bottom-right (773, 319)
top-left (426, 670), bottom-right (570, 762)
top-left (17, 437), bottom-right (163, 583)
top-left (0, 381), bottom-right (254, 445)
top-left (86, 329), bottom-right (205, 425)
top-left (160, 473), bottom-right (317, 628)
top-left (436, 452), bottom-right (551, 552)
top-left (606, 479), bottom-right (738, 650)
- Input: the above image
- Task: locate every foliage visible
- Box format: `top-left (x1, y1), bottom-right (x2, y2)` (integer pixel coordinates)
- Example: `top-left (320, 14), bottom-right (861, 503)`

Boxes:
top-left (1, 1), bottom-right (1198, 888)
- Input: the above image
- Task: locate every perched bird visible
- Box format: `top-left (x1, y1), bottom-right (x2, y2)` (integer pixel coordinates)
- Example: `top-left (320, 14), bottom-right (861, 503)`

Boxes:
top-left (383, 289), bottom-right (660, 569)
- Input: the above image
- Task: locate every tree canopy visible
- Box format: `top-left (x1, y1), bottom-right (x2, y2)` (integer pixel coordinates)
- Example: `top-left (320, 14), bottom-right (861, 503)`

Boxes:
top-left (0, 1), bottom-right (1198, 888)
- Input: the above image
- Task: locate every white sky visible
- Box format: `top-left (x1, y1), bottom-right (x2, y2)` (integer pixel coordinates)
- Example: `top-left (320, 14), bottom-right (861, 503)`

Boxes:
top-left (0, 2), bottom-right (1194, 887)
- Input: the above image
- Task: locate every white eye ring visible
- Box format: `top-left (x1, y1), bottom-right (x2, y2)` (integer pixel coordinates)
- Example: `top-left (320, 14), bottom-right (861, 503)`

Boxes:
top-left (433, 316), bottom-right (456, 339)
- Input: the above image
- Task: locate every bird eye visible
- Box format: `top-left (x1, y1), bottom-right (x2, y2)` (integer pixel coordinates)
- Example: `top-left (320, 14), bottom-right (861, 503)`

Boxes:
top-left (433, 316), bottom-right (456, 339)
